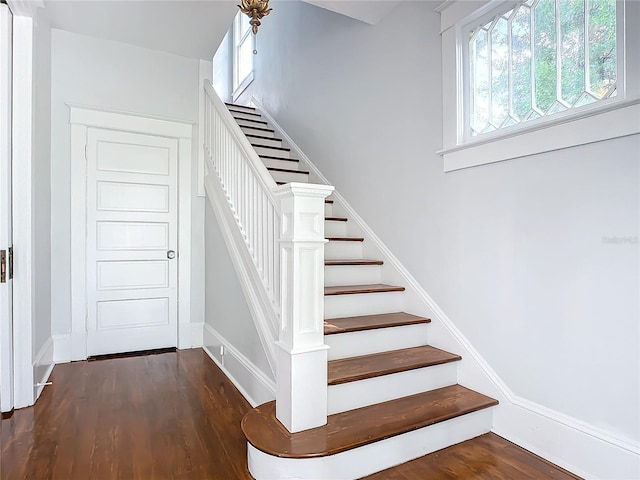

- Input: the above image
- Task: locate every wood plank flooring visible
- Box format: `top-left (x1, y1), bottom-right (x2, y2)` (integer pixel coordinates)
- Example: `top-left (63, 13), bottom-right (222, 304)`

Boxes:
top-left (364, 432), bottom-right (582, 480)
top-left (0, 349), bottom-right (582, 480)
top-left (0, 349), bottom-right (252, 480)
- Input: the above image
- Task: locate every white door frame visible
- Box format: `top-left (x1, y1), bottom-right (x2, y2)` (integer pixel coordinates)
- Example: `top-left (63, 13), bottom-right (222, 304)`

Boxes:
top-left (69, 105), bottom-right (193, 360)
top-left (10, 7), bottom-right (38, 409)
top-left (0, 3), bottom-right (14, 412)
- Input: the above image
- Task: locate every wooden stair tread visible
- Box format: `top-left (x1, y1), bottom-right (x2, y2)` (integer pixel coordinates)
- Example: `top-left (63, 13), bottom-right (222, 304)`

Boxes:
top-left (328, 345), bottom-right (460, 385)
top-left (225, 102), bottom-right (256, 110)
top-left (325, 216), bottom-right (347, 222)
top-left (324, 259), bottom-right (382, 266)
top-left (241, 385), bottom-right (498, 458)
top-left (326, 236), bottom-right (363, 242)
top-left (324, 284), bottom-right (405, 296)
top-left (251, 143), bottom-right (290, 152)
top-left (267, 167), bottom-right (310, 175)
top-left (324, 312), bottom-right (430, 335)
top-left (260, 155), bottom-right (299, 162)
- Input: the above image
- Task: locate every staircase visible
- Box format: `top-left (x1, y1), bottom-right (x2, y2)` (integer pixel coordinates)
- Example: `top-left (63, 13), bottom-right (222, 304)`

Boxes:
top-left (221, 102), bottom-right (499, 479)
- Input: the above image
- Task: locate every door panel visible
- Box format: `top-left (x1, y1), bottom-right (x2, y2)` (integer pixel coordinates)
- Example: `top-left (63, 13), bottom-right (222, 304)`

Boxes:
top-left (86, 128), bottom-right (178, 356)
top-left (0, 3), bottom-right (13, 412)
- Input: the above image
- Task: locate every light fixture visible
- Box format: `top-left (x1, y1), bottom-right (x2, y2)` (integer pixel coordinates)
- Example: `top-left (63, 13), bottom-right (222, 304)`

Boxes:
top-left (238, 0), bottom-right (272, 53)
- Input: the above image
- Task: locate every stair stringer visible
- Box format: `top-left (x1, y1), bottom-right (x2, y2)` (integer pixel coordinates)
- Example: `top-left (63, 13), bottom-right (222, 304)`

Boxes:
top-left (250, 97), bottom-right (636, 480)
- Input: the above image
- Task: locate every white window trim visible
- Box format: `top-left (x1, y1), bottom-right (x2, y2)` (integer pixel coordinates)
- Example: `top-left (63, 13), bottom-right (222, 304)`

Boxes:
top-left (232, 13), bottom-right (255, 101)
top-left (437, 0), bottom-right (640, 172)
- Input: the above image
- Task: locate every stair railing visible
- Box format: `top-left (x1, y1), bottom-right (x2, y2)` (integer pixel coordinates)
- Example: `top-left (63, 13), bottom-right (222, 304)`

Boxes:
top-left (203, 81), bottom-right (333, 432)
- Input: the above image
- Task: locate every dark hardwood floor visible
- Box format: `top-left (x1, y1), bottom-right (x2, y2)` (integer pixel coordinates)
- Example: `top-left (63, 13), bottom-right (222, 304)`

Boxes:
top-left (1, 349), bottom-right (581, 480)
top-left (0, 349), bottom-right (253, 480)
top-left (364, 432), bottom-right (582, 480)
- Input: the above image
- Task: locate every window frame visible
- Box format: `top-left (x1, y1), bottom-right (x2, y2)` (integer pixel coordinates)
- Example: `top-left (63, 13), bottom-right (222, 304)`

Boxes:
top-left (232, 11), bottom-right (255, 101)
top-left (437, 0), bottom-right (639, 172)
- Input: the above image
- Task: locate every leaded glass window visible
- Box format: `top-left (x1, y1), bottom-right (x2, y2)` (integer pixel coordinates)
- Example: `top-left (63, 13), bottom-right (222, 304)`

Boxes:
top-left (468, 0), bottom-right (617, 137)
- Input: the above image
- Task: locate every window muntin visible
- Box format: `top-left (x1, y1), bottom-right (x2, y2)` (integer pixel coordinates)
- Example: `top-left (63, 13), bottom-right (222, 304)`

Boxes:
top-left (466, 0), bottom-right (617, 138)
top-left (233, 11), bottom-right (254, 92)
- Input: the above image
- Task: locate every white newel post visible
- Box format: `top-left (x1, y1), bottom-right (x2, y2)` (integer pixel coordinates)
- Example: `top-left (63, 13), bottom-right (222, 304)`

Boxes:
top-left (274, 182), bottom-right (335, 433)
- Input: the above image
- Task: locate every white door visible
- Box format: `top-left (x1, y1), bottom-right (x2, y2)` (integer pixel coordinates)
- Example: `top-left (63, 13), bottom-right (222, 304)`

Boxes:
top-left (0, 3), bottom-right (13, 412)
top-left (86, 128), bottom-right (179, 356)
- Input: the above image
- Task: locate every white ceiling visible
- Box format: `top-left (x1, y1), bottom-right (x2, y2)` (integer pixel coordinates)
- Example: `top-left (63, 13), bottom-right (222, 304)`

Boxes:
top-left (43, 0), bottom-right (404, 61)
top-left (301, 0), bottom-right (402, 25)
top-left (43, 0), bottom-right (239, 60)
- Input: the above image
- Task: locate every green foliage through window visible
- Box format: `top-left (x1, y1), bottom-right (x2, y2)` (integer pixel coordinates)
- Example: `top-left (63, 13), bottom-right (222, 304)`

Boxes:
top-left (468, 0), bottom-right (617, 137)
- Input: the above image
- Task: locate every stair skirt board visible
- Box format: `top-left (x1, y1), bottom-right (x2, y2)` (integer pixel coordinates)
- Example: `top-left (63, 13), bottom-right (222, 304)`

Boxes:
top-left (324, 264), bottom-right (381, 287)
top-left (325, 323), bottom-right (429, 360)
top-left (325, 291), bottom-right (404, 318)
top-left (247, 409), bottom-right (493, 480)
top-left (328, 362), bottom-right (458, 415)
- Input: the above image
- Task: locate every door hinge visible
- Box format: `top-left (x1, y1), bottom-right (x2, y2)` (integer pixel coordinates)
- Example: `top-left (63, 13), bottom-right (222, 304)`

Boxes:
top-left (0, 250), bottom-right (6, 283)
top-left (8, 246), bottom-right (13, 280)
top-left (84, 144), bottom-right (88, 160)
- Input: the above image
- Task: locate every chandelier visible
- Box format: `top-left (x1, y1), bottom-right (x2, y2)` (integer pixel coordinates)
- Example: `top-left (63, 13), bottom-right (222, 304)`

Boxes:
top-left (238, 0), bottom-right (272, 37)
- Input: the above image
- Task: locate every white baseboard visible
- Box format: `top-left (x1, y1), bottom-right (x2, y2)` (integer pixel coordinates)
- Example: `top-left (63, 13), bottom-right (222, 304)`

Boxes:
top-left (203, 323), bottom-right (275, 407)
top-left (191, 322), bottom-right (204, 348)
top-left (32, 336), bottom-right (54, 401)
top-left (53, 334), bottom-right (71, 363)
top-left (252, 97), bottom-right (640, 480)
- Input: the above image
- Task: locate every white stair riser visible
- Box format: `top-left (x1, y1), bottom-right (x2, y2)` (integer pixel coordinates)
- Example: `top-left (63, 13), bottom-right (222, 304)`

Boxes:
top-left (241, 126), bottom-right (275, 138)
top-left (324, 220), bottom-right (347, 238)
top-left (232, 111), bottom-right (264, 121)
top-left (328, 362), bottom-right (458, 414)
top-left (325, 323), bottom-right (428, 360)
top-left (261, 157), bottom-right (301, 170)
top-left (324, 291), bottom-right (403, 318)
top-left (324, 240), bottom-right (362, 260)
top-left (247, 409), bottom-right (493, 480)
top-left (269, 169), bottom-right (309, 184)
top-left (227, 104), bottom-right (256, 113)
top-left (324, 203), bottom-right (333, 217)
top-left (253, 145), bottom-right (290, 159)
top-left (236, 119), bottom-right (269, 129)
top-left (324, 264), bottom-right (380, 287)
top-left (247, 136), bottom-right (283, 148)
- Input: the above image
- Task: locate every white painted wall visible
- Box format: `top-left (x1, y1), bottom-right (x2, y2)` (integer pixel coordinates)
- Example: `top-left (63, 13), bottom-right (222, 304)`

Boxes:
top-left (212, 28), bottom-right (233, 104)
top-left (50, 29), bottom-right (205, 345)
top-left (216, 0), bottom-right (640, 458)
top-left (204, 201), bottom-right (274, 382)
top-left (33, 12), bottom-right (52, 360)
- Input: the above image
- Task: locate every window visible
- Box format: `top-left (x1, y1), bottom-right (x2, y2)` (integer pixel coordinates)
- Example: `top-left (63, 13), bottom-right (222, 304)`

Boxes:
top-left (437, 0), bottom-right (639, 171)
top-left (466, 0), bottom-right (617, 139)
top-left (233, 11), bottom-right (254, 98)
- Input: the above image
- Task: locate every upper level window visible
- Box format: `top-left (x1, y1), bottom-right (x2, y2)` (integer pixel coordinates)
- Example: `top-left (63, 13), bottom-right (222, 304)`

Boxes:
top-left (233, 11), bottom-right (254, 97)
top-left (466, 0), bottom-right (618, 139)
top-left (436, 0), bottom-right (638, 171)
